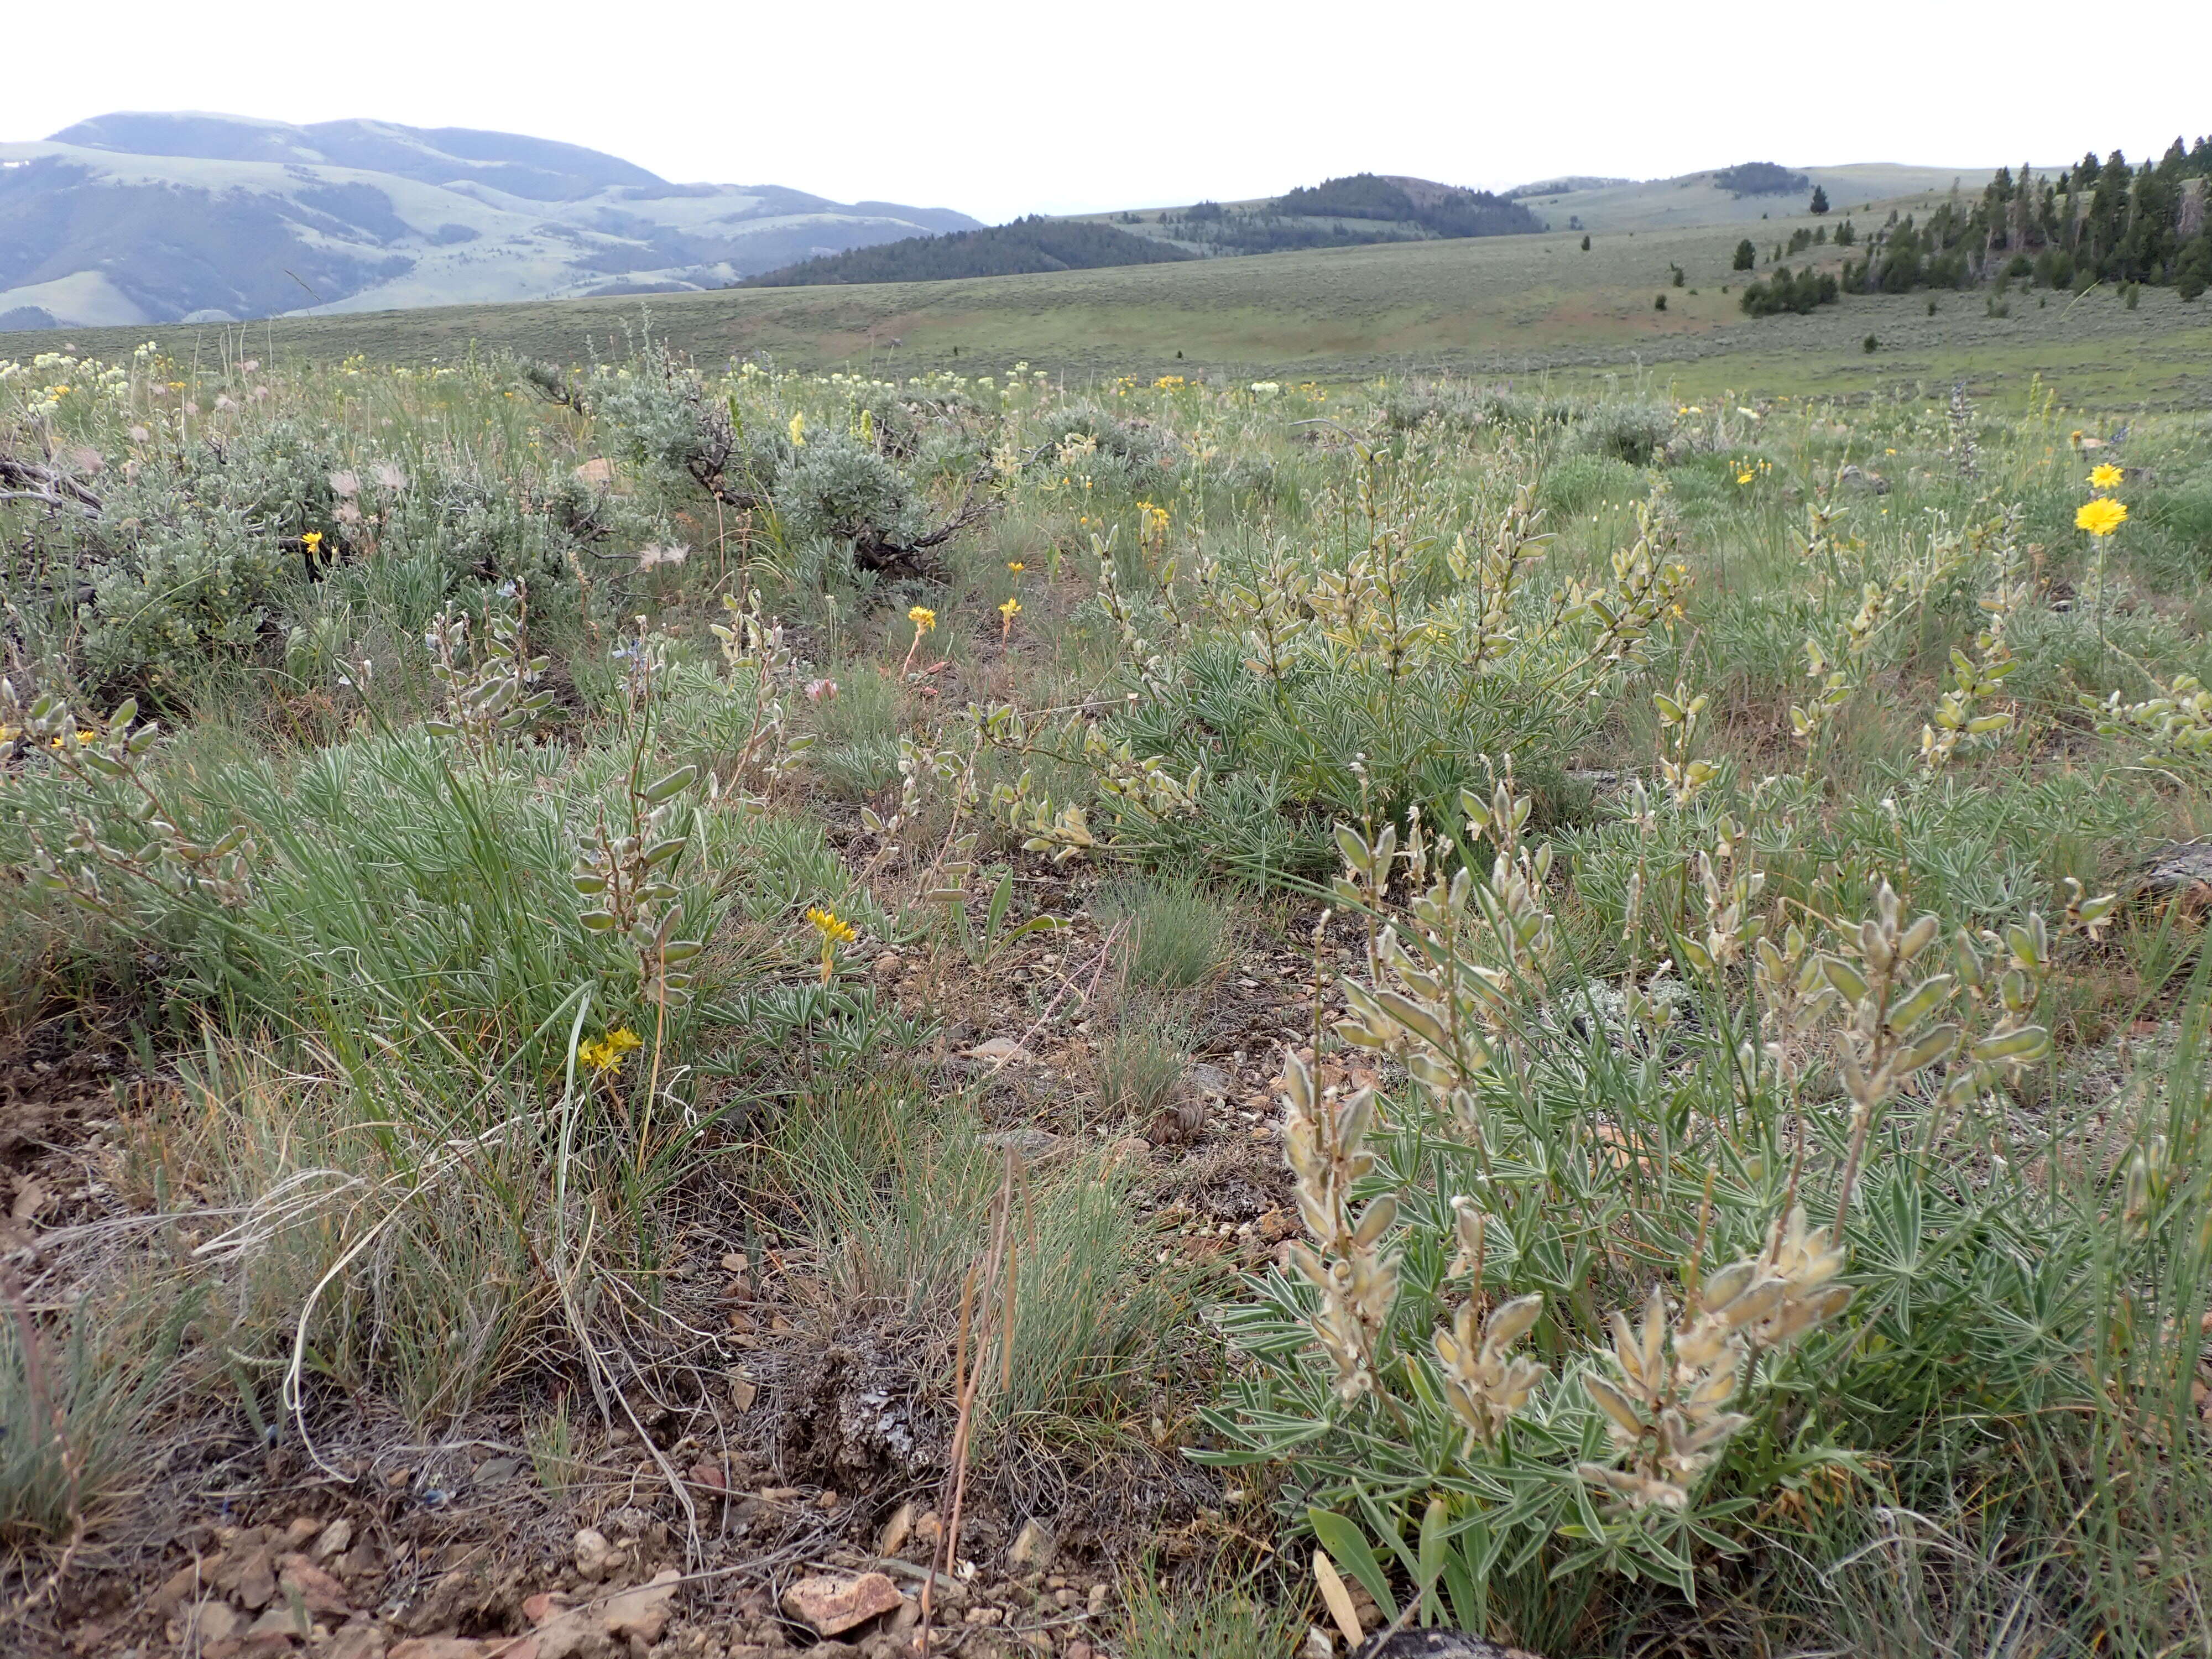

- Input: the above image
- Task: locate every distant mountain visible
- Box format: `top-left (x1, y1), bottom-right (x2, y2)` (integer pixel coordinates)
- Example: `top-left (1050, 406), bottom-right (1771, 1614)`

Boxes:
top-left (746, 216), bottom-right (1194, 286)
top-left (0, 112), bottom-right (980, 330)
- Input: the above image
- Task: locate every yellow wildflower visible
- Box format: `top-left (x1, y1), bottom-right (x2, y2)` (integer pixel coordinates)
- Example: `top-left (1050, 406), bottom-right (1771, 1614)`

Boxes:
top-left (2076, 498), bottom-right (2127, 537)
top-left (788, 411), bottom-right (807, 446)
top-left (907, 606), bottom-right (937, 633)
top-left (806, 905), bottom-right (858, 945)
top-left (1736, 469), bottom-right (1755, 486)
top-left (806, 905), bottom-right (857, 983)
top-left (578, 1027), bottom-right (643, 1072)
top-left (2089, 463), bottom-right (2124, 491)
top-left (302, 530), bottom-right (323, 553)
top-left (1007, 561), bottom-right (1025, 573)
top-left (999, 597), bottom-right (1020, 619)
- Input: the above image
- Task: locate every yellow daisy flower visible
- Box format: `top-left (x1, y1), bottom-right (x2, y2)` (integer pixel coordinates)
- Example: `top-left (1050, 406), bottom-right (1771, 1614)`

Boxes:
top-left (2075, 498), bottom-right (2127, 537)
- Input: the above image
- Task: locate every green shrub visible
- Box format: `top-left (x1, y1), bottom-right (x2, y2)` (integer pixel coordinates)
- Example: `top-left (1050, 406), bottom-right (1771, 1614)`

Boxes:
top-left (1571, 402), bottom-right (1676, 466)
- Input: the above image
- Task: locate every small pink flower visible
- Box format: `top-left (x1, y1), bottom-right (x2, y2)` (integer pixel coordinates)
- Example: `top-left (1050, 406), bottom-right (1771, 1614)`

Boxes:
top-left (806, 679), bottom-right (839, 703)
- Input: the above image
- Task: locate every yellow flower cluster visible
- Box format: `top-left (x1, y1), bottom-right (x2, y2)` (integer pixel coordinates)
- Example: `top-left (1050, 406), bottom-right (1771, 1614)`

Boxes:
top-left (806, 905), bottom-right (857, 945)
top-left (578, 1027), bottom-right (643, 1072)
top-left (907, 605), bottom-right (937, 633)
top-left (806, 905), bottom-right (856, 983)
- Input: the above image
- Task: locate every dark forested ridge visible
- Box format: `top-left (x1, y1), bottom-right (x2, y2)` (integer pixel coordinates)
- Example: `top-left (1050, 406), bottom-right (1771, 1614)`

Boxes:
top-left (742, 217), bottom-right (1196, 286)
top-left (745, 173), bottom-right (1542, 288)
top-left (1155, 174), bottom-right (1541, 254)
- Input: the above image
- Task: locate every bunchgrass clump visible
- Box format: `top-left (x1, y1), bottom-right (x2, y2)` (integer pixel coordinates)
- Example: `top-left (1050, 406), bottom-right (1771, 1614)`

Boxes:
top-left (1094, 875), bottom-right (1237, 989)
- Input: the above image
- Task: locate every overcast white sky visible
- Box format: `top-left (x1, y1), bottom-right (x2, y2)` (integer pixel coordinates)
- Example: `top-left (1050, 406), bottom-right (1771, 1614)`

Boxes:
top-left (9, 1), bottom-right (2212, 222)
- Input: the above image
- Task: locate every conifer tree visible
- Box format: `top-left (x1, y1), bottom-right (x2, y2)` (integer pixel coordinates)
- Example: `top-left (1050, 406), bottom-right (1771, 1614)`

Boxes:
top-left (1733, 238), bottom-right (1756, 270)
top-left (1809, 184), bottom-right (1830, 215)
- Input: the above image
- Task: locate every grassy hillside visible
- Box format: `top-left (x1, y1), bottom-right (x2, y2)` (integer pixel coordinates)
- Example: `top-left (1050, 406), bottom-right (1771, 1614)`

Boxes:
top-left (1512, 163), bottom-right (2000, 232)
top-left (9, 197), bottom-right (2211, 405)
top-left (1088, 173), bottom-right (1545, 257)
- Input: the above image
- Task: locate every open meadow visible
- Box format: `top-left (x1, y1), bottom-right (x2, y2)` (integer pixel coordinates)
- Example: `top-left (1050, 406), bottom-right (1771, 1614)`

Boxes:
top-left (4, 319), bottom-right (2212, 1659)
top-left (8, 196), bottom-right (2212, 409)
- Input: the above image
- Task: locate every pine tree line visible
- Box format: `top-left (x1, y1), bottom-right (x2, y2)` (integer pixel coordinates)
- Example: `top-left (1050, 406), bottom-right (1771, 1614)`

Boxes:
top-left (1841, 138), bottom-right (2212, 300)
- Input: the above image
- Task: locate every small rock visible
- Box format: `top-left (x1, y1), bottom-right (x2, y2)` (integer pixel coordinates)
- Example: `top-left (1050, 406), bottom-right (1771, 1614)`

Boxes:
top-left (521, 1593), bottom-right (572, 1627)
top-left (782, 1572), bottom-right (904, 1637)
top-left (472, 1455), bottom-right (520, 1486)
top-left (1302, 1629), bottom-right (1335, 1659)
top-left (729, 1371), bottom-right (759, 1412)
top-left (572, 1527), bottom-right (619, 1581)
top-left (602, 1569), bottom-right (683, 1644)
top-left (962, 1037), bottom-right (1036, 1066)
top-left (247, 1602), bottom-right (312, 1641)
top-left (311, 1519), bottom-right (353, 1562)
top-left (326, 1625), bottom-right (386, 1659)
top-left (153, 1559), bottom-right (216, 1613)
top-left (2141, 841), bottom-right (2212, 895)
top-left (977, 1128), bottom-right (1067, 1161)
top-left (1005, 1519), bottom-right (1056, 1572)
top-left (183, 1600), bottom-right (243, 1646)
top-left (690, 1459), bottom-right (729, 1491)
top-left (1185, 1062), bottom-right (1233, 1098)
top-left (387, 1640), bottom-right (490, 1659)
top-left (572, 458), bottom-right (615, 487)
top-left (877, 1500), bottom-right (915, 1558)
top-left (285, 1516), bottom-right (323, 1548)
top-left (235, 1547), bottom-right (279, 1610)
top-left (278, 1555), bottom-right (352, 1615)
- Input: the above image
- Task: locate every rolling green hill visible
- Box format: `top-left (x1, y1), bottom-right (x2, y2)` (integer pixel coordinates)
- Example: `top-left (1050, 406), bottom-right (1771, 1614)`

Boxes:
top-left (1508, 162), bottom-right (1998, 233)
top-left (10, 194), bottom-right (2209, 406)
